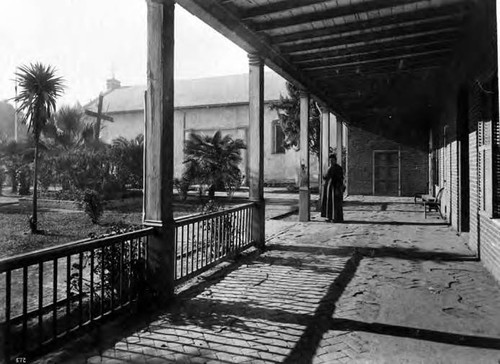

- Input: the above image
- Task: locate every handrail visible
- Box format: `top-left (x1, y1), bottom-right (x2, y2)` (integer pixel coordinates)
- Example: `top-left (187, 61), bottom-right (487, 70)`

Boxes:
top-left (1, 203), bottom-right (256, 273)
top-left (174, 202), bottom-right (255, 225)
top-left (173, 202), bottom-right (255, 282)
top-left (1, 201), bottom-right (257, 360)
top-left (0, 227), bottom-right (155, 272)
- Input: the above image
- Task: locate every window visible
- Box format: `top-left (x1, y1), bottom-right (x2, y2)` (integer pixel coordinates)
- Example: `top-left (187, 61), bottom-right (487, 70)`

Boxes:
top-left (479, 119), bottom-right (493, 216)
top-left (476, 77), bottom-right (496, 217)
top-left (272, 120), bottom-right (286, 154)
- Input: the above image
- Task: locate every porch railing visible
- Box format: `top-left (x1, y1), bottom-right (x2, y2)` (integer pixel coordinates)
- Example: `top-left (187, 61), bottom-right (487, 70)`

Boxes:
top-left (0, 228), bottom-right (152, 362)
top-left (174, 202), bottom-right (255, 283)
top-left (1, 202), bottom-right (257, 361)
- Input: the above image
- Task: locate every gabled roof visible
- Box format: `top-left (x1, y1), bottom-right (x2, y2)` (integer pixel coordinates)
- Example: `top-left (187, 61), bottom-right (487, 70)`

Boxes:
top-left (85, 72), bottom-right (287, 114)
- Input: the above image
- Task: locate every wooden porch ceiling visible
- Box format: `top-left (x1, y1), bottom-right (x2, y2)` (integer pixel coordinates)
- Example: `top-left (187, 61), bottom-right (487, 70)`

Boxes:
top-left (177, 0), bottom-right (474, 128)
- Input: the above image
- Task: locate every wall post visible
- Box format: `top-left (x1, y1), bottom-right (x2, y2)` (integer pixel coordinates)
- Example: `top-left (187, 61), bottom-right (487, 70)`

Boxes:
top-left (299, 90), bottom-right (310, 222)
top-left (143, 0), bottom-right (176, 302)
top-left (248, 54), bottom-right (266, 249)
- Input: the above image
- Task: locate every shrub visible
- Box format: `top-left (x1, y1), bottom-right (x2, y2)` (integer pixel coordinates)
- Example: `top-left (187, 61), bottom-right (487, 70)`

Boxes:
top-left (38, 157), bottom-right (56, 191)
top-left (17, 165), bottom-right (32, 195)
top-left (53, 150), bottom-right (110, 192)
top-left (182, 131), bottom-right (246, 198)
top-left (102, 177), bottom-right (123, 200)
top-left (70, 234), bottom-right (149, 314)
top-left (0, 167), bottom-right (5, 195)
top-left (80, 189), bottom-right (104, 224)
top-left (174, 177), bottom-right (190, 201)
top-left (110, 135), bottom-right (144, 190)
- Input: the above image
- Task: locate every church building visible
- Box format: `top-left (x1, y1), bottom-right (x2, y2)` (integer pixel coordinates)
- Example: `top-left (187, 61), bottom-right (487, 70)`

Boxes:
top-left (84, 72), bottom-right (321, 186)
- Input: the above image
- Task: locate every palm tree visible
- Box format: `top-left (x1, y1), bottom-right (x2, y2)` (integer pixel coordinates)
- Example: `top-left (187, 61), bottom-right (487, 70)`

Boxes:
top-left (182, 130), bottom-right (246, 198)
top-left (15, 63), bottom-right (64, 233)
top-left (43, 104), bottom-right (85, 150)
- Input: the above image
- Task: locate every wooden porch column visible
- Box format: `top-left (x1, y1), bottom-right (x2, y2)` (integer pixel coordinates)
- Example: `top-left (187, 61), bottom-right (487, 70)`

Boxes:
top-left (143, 0), bottom-right (175, 302)
top-left (429, 128), bottom-right (435, 195)
top-left (319, 106), bottom-right (330, 184)
top-left (336, 119), bottom-right (343, 168)
top-left (319, 105), bottom-right (330, 210)
top-left (299, 90), bottom-right (310, 222)
top-left (248, 54), bottom-right (265, 249)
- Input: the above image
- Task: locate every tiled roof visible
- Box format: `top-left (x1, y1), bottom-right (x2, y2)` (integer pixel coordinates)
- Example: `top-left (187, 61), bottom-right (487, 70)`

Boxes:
top-left (85, 72), bottom-right (287, 114)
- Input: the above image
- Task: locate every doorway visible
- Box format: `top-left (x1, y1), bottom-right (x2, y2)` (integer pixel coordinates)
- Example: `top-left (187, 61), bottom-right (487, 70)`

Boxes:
top-left (373, 150), bottom-right (400, 196)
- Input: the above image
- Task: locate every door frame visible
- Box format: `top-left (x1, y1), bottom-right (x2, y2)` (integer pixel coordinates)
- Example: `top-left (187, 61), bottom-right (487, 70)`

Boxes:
top-left (372, 149), bottom-right (401, 196)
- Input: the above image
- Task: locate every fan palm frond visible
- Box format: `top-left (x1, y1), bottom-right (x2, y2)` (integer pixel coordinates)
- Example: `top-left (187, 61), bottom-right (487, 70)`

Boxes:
top-left (15, 63), bottom-right (65, 137)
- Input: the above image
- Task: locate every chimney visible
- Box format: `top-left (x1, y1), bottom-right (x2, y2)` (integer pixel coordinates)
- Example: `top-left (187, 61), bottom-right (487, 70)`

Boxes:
top-left (106, 77), bottom-right (121, 91)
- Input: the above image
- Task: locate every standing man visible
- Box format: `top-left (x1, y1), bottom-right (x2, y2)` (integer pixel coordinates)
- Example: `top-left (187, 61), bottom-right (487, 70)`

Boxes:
top-left (321, 154), bottom-right (344, 222)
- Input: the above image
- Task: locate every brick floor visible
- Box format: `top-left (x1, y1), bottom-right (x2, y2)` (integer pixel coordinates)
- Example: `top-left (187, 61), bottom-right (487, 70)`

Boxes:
top-left (33, 196), bottom-right (500, 363)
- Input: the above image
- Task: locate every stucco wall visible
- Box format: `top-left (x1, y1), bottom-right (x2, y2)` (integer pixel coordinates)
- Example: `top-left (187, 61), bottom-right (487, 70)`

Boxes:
top-left (98, 104), bottom-right (318, 185)
top-left (99, 110), bottom-right (144, 144)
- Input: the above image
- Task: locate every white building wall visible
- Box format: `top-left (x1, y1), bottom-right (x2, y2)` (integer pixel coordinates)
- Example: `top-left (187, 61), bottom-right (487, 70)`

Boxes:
top-left (99, 103), bottom-right (319, 185)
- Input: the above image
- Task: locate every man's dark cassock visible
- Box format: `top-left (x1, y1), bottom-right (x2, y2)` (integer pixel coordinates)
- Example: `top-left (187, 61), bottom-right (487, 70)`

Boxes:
top-left (321, 163), bottom-right (344, 222)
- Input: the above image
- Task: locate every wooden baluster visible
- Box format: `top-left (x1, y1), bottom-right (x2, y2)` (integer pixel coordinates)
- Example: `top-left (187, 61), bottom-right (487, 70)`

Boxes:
top-left (78, 252), bottom-right (83, 326)
top-left (110, 245), bottom-right (115, 311)
top-left (5, 270), bottom-right (11, 360)
top-left (90, 250), bottom-right (94, 322)
top-left (181, 225), bottom-right (185, 278)
top-left (174, 227), bottom-right (178, 280)
top-left (119, 241), bottom-right (124, 307)
top-left (100, 248), bottom-right (104, 316)
top-left (52, 258), bottom-right (57, 340)
top-left (22, 266), bottom-right (28, 351)
top-left (38, 262), bottom-right (44, 346)
top-left (66, 255), bottom-right (71, 333)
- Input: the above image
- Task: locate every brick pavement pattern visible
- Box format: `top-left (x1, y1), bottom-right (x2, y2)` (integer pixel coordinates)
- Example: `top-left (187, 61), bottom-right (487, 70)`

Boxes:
top-left (33, 196), bottom-right (500, 363)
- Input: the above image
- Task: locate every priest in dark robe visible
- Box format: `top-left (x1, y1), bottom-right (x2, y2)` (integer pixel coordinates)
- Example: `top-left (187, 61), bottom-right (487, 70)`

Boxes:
top-left (321, 154), bottom-right (344, 222)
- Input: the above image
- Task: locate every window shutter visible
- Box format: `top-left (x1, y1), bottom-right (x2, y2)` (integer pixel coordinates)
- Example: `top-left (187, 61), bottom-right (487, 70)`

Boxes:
top-left (470, 84), bottom-right (483, 209)
top-left (484, 146), bottom-right (493, 216)
top-left (494, 101), bottom-right (500, 217)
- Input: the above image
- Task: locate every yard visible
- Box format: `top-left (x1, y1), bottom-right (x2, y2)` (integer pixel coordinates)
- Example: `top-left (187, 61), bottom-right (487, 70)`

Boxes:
top-left (0, 195), bottom-right (245, 258)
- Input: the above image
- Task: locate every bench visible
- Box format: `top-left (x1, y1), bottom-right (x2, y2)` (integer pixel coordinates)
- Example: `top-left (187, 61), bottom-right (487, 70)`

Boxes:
top-left (422, 187), bottom-right (444, 219)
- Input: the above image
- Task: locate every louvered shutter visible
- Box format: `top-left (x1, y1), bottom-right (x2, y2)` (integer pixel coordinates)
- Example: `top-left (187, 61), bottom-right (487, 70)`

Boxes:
top-left (494, 94), bottom-right (500, 217)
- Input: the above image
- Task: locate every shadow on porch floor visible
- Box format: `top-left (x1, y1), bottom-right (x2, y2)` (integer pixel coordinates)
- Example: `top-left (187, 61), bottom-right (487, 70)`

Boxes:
top-left (34, 196), bottom-right (500, 364)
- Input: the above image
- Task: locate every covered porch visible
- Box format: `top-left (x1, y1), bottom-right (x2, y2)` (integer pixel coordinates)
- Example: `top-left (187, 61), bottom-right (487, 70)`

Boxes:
top-left (3, 0), bottom-right (500, 362)
top-left (142, 0), bottom-right (498, 300)
top-left (35, 197), bottom-right (500, 363)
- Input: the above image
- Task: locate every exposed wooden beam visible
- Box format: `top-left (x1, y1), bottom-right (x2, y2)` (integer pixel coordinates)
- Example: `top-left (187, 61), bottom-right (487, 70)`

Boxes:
top-left (248, 0), bottom-right (431, 32)
top-left (318, 67), bottom-right (439, 95)
top-left (177, 0), bottom-right (348, 119)
top-left (241, 0), bottom-right (329, 20)
top-left (296, 41), bottom-right (454, 68)
top-left (311, 57), bottom-right (447, 82)
top-left (280, 24), bottom-right (461, 53)
top-left (303, 49), bottom-right (452, 72)
top-left (271, 5), bottom-right (465, 44)
top-left (289, 34), bottom-right (459, 62)
top-left (312, 60), bottom-right (444, 78)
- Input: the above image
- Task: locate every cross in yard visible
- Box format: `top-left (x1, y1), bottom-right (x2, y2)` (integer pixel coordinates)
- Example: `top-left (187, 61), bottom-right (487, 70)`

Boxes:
top-left (84, 94), bottom-right (113, 140)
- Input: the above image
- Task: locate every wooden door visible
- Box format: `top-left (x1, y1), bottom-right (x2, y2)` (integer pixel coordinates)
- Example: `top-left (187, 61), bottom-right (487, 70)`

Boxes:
top-left (373, 151), bottom-right (399, 196)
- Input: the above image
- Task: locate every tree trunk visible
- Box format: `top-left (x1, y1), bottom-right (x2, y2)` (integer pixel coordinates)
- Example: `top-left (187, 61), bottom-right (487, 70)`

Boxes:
top-left (31, 141), bottom-right (39, 234)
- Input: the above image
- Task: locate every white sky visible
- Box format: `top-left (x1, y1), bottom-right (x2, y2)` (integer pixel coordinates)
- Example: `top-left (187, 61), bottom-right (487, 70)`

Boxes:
top-left (0, 0), bottom-right (250, 106)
